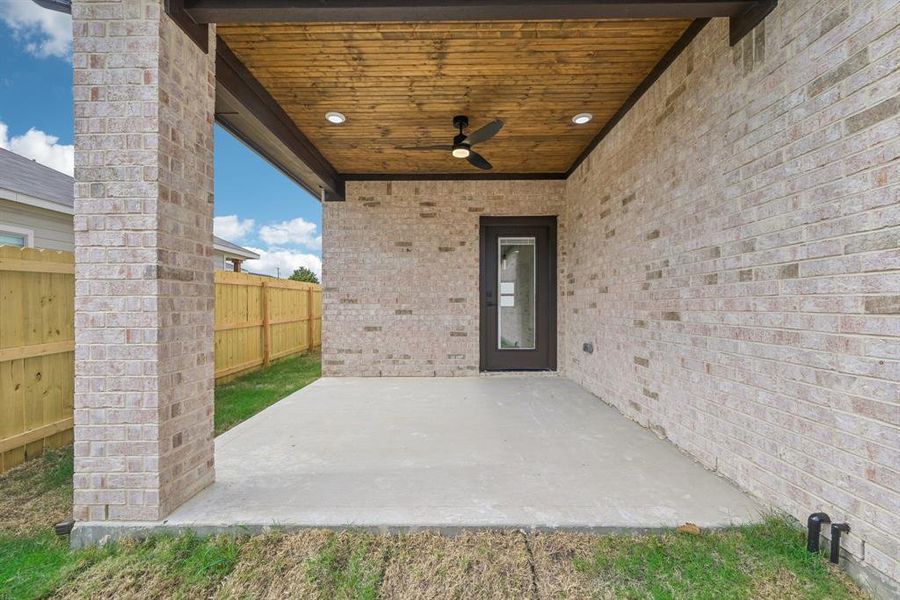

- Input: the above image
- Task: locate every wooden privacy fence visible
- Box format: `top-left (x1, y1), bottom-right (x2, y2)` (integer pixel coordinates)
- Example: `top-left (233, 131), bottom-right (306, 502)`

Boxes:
top-left (0, 247), bottom-right (75, 473)
top-left (0, 249), bottom-right (321, 473)
top-left (214, 271), bottom-right (322, 382)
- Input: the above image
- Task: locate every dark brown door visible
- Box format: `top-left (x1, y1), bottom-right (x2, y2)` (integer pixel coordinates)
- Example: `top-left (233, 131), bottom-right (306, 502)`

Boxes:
top-left (480, 216), bottom-right (557, 371)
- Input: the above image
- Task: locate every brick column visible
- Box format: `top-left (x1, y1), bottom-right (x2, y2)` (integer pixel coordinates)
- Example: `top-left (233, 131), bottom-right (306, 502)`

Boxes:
top-left (72, 0), bottom-right (216, 521)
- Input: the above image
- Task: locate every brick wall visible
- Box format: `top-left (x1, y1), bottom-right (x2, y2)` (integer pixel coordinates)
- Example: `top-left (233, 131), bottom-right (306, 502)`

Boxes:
top-left (322, 180), bottom-right (566, 376)
top-left (155, 12), bottom-right (217, 518)
top-left (564, 3), bottom-right (899, 588)
top-left (72, 1), bottom-right (216, 521)
top-left (322, 1), bottom-right (898, 590)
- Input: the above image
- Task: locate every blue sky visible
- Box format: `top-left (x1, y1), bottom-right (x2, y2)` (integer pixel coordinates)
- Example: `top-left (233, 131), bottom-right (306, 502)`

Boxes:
top-left (0, 1), bottom-right (322, 277)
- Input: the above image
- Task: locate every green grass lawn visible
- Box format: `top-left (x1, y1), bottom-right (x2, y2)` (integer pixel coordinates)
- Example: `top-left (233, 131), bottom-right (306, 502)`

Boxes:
top-left (1, 352), bottom-right (321, 599)
top-left (214, 351), bottom-right (320, 435)
top-left (0, 351), bottom-right (869, 599)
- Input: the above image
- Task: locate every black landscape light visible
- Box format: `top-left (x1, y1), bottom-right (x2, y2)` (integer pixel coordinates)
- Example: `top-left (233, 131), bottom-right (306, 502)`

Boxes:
top-left (806, 512), bottom-right (830, 553)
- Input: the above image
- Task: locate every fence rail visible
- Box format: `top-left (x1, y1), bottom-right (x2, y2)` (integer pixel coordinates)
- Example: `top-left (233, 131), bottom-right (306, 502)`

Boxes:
top-left (214, 271), bottom-right (322, 382)
top-left (0, 248), bottom-right (321, 473)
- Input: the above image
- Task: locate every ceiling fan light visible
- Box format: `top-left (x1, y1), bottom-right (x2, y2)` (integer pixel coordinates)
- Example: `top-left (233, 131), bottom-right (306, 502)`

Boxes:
top-left (572, 112), bottom-right (593, 125)
top-left (325, 111), bottom-right (346, 124)
top-left (452, 145), bottom-right (471, 159)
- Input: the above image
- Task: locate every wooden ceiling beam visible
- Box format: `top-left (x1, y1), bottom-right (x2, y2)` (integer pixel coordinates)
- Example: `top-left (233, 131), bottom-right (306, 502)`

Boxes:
top-left (343, 173), bottom-right (567, 181)
top-left (165, 0), bottom-right (209, 52)
top-left (186, 1), bottom-right (760, 23)
top-left (729, 0), bottom-right (777, 45)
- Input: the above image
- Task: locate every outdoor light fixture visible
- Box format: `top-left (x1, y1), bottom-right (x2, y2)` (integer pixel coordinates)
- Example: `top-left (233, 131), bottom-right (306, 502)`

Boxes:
top-left (452, 144), bottom-right (471, 159)
top-left (572, 113), bottom-right (593, 125)
top-left (325, 111), bottom-right (346, 124)
top-left (451, 123), bottom-right (472, 158)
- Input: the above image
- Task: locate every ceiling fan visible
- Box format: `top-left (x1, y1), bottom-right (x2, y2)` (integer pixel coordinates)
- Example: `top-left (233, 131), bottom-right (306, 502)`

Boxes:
top-left (401, 115), bottom-right (503, 170)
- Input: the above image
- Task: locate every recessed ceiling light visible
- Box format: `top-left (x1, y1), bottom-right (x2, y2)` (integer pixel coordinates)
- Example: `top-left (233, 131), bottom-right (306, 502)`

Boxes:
top-left (572, 113), bottom-right (593, 125)
top-left (325, 111), bottom-right (346, 124)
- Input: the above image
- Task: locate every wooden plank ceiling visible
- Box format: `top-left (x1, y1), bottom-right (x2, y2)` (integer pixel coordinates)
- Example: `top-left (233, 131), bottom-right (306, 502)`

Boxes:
top-left (217, 19), bottom-right (692, 175)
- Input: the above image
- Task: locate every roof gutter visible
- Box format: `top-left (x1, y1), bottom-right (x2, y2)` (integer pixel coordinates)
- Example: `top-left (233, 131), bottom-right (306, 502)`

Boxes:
top-left (0, 187), bottom-right (74, 216)
top-left (213, 242), bottom-right (260, 261)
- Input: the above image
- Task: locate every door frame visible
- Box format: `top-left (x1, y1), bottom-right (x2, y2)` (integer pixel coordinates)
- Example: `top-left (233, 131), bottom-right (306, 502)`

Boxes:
top-left (479, 216), bottom-right (557, 372)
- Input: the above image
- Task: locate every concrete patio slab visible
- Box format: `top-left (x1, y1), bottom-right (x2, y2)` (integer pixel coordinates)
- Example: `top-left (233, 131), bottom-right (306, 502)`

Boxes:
top-left (73, 376), bottom-right (764, 544)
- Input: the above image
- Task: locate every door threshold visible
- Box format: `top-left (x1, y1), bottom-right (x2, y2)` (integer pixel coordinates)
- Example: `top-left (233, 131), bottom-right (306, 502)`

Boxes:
top-left (479, 370), bottom-right (559, 377)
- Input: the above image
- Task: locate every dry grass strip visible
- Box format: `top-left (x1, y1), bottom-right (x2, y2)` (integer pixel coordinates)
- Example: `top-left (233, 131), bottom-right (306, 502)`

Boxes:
top-left (378, 530), bottom-right (534, 600)
top-left (215, 530), bottom-right (333, 599)
top-left (217, 529), bottom-right (388, 599)
top-left (0, 447), bottom-right (72, 536)
top-left (529, 532), bottom-right (604, 599)
top-left (52, 534), bottom-right (243, 600)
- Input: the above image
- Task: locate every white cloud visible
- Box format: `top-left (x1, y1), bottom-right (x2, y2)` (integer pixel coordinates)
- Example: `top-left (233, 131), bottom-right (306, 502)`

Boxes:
top-left (243, 247), bottom-right (322, 280)
top-left (259, 217), bottom-right (321, 250)
top-left (214, 215), bottom-right (255, 242)
top-left (213, 214), bottom-right (321, 279)
top-left (0, 0), bottom-right (72, 59)
top-left (0, 121), bottom-right (74, 175)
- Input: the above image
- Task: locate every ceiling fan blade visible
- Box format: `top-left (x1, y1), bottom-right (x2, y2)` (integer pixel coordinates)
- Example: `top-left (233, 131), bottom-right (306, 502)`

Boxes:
top-left (465, 119), bottom-right (503, 146)
top-left (398, 145), bottom-right (452, 151)
top-left (467, 151), bottom-right (492, 170)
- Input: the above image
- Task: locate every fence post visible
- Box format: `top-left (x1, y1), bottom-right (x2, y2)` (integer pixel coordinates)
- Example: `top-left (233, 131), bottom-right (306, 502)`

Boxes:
top-left (262, 280), bottom-right (271, 367)
top-left (307, 286), bottom-right (314, 350)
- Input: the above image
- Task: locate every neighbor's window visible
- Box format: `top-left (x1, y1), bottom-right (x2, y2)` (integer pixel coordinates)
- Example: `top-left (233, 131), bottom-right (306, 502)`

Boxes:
top-left (0, 225), bottom-right (33, 248)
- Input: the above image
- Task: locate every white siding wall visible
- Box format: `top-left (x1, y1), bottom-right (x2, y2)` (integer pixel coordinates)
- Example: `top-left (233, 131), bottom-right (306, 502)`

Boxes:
top-left (214, 253), bottom-right (229, 271)
top-left (0, 198), bottom-right (238, 271)
top-left (0, 198), bottom-right (74, 251)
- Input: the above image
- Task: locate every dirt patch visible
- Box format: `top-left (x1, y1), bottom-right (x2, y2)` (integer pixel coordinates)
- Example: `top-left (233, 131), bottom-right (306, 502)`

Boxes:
top-left (379, 530), bottom-right (534, 600)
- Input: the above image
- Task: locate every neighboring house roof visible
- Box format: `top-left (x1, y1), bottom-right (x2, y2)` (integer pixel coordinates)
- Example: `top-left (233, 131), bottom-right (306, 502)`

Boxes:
top-left (0, 147), bottom-right (259, 261)
top-left (214, 236), bottom-right (260, 260)
top-left (0, 147), bottom-right (75, 213)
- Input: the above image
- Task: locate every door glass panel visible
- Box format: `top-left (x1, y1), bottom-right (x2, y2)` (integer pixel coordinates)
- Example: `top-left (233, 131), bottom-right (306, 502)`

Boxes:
top-left (498, 237), bottom-right (535, 349)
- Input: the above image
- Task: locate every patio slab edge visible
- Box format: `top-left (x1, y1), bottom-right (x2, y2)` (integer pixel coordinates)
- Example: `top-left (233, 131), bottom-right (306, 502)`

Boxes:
top-left (70, 519), bottom-right (760, 549)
